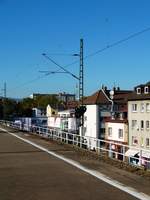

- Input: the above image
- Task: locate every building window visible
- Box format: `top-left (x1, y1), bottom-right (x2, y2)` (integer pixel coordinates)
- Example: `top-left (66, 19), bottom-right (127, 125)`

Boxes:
top-left (141, 137), bottom-right (144, 147)
top-left (136, 87), bottom-right (141, 94)
top-left (132, 136), bottom-right (138, 145)
top-left (146, 103), bottom-right (150, 112)
top-left (146, 138), bottom-right (150, 147)
top-left (100, 117), bottom-right (103, 122)
top-left (131, 120), bottom-right (137, 129)
top-left (108, 127), bottom-right (112, 137)
top-left (118, 129), bottom-right (123, 139)
top-left (132, 104), bottom-right (137, 112)
top-left (144, 86), bottom-right (149, 94)
top-left (146, 120), bottom-right (149, 129)
top-left (141, 120), bottom-right (144, 129)
top-left (100, 128), bottom-right (105, 134)
top-left (140, 103), bottom-right (144, 112)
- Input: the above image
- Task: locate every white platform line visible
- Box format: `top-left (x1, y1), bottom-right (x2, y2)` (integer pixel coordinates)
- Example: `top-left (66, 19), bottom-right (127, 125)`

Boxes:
top-left (1, 127), bottom-right (150, 200)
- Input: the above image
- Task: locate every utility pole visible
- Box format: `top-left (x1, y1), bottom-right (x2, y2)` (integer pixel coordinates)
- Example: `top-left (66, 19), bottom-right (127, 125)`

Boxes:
top-left (4, 82), bottom-right (6, 98)
top-left (2, 82), bottom-right (7, 120)
top-left (79, 39), bottom-right (84, 104)
top-left (2, 82), bottom-right (7, 98)
top-left (41, 39), bottom-right (86, 137)
top-left (79, 39), bottom-right (84, 137)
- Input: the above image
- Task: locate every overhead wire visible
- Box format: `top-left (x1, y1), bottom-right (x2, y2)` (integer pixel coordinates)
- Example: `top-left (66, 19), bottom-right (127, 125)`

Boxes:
top-left (43, 26), bottom-right (150, 75)
top-left (84, 26), bottom-right (150, 60)
top-left (8, 26), bottom-right (150, 96)
top-left (8, 74), bottom-right (49, 96)
top-left (41, 53), bottom-right (79, 80)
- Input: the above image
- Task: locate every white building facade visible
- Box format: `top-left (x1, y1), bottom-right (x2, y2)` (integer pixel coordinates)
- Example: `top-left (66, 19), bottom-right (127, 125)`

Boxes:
top-left (105, 119), bottom-right (128, 160)
top-left (83, 87), bottom-right (131, 150)
top-left (84, 105), bottom-right (99, 138)
top-left (47, 107), bottom-right (78, 133)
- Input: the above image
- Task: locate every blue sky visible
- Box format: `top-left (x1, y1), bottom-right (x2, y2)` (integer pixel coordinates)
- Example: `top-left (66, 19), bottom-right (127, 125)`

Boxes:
top-left (0, 0), bottom-right (150, 98)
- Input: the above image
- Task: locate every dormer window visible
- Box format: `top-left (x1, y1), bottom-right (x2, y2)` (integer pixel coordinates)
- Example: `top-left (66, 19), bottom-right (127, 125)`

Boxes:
top-left (136, 87), bottom-right (141, 94)
top-left (144, 86), bottom-right (149, 94)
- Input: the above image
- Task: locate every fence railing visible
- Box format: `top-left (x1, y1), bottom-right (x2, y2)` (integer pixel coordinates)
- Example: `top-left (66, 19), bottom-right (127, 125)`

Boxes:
top-left (0, 120), bottom-right (150, 170)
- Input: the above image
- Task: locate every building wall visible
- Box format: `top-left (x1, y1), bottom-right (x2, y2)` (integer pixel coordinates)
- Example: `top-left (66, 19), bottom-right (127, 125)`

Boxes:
top-left (47, 117), bottom-right (61, 128)
top-left (84, 105), bottom-right (99, 138)
top-left (68, 118), bottom-right (77, 132)
top-left (99, 110), bottom-right (111, 139)
top-left (128, 100), bottom-right (150, 149)
top-left (32, 108), bottom-right (42, 117)
top-left (56, 93), bottom-right (76, 103)
top-left (105, 122), bottom-right (128, 143)
top-left (46, 105), bottom-right (57, 117)
top-left (47, 116), bottom-right (77, 132)
top-left (83, 105), bottom-right (112, 140)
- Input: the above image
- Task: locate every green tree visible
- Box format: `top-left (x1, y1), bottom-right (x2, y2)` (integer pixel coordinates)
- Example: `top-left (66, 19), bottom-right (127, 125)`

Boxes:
top-left (36, 95), bottom-right (59, 109)
top-left (16, 98), bottom-right (36, 117)
top-left (3, 98), bottom-right (17, 120)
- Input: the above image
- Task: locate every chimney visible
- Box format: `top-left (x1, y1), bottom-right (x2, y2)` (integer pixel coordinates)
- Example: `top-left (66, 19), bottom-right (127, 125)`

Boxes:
top-left (113, 87), bottom-right (116, 91)
top-left (104, 86), bottom-right (107, 91)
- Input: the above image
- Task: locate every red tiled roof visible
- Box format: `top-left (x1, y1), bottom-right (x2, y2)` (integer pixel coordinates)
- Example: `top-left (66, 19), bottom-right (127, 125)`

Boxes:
top-left (83, 90), bottom-right (110, 105)
top-left (66, 101), bottom-right (79, 109)
top-left (113, 92), bottom-right (133, 103)
top-left (105, 118), bottom-right (128, 123)
top-left (128, 92), bottom-right (150, 101)
top-left (84, 89), bottom-right (132, 105)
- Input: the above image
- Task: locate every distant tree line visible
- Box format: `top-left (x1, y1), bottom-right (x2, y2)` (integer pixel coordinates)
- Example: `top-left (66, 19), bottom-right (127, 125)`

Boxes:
top-left (0, 95), bottom-right (65, 120)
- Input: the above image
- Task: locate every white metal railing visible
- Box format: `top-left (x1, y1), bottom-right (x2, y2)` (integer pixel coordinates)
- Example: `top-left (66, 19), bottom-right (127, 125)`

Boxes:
top-left (0, 120), bottom-right (150, 170)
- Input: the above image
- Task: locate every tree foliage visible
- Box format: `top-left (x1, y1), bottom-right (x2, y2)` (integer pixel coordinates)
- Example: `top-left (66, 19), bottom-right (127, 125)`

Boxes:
top-left (35, 95), bottom-right (59, 109)
top-left (0, 98), bottom-right (17, 120)
top-left (0, 95), bottom-right (65, 119)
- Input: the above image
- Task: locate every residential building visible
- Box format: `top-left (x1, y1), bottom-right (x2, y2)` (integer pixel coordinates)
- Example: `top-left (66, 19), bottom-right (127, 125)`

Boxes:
top-left (56, 92), bottom-right (76, 103)
top-left (128, 82), bottom-right (150, 149)
top-left (83, 86), bottom-right (132, 149)
top-left (30, 92), bottom-right (76, 104)
top-left (46, 105), bottom-right (58, 117)
top-left (32, 107), bottom-right (46, 117)
top-left (30, 93), bottom-right (50, 99)
top-left (47, 106), bottom-right (78, 133)
top-left (128, 82), bottom-right (150, 166)
top-left (105, 117), bottom-right (128, 160)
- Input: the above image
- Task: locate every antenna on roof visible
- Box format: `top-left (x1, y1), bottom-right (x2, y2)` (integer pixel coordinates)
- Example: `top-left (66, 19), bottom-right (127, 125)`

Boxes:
top-left (75, 83), bottom-right (78, 100)
top-left (101, 84), bottom-right (105, 90)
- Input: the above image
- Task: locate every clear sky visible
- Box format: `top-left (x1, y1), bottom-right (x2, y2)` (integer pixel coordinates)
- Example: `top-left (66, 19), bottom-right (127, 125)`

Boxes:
top-left (0, 0), bottom-right (150, 98)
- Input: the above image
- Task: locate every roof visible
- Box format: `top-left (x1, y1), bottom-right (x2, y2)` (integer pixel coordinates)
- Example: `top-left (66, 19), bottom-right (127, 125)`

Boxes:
top-left (105, 118), bottom-right (127, 123)
top-left (83, 90), bottom-right (110, 105)
top-left (66, 101), bottom-right (79, 109)
top-left (84, 89), bottom-right (132, 105)
top-left (113, 92), bottom-right (132, 104)
top-left (135, 81), bottom-right (150, 88)
top-left (128, 92), bottom-right (150, 101)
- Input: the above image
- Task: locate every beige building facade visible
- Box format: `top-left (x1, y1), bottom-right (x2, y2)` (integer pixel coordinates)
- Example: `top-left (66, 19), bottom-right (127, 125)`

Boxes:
top-left (128, 99), bottom-right (150, 149)
top-left (128, 82), bottom-right (150, 151)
